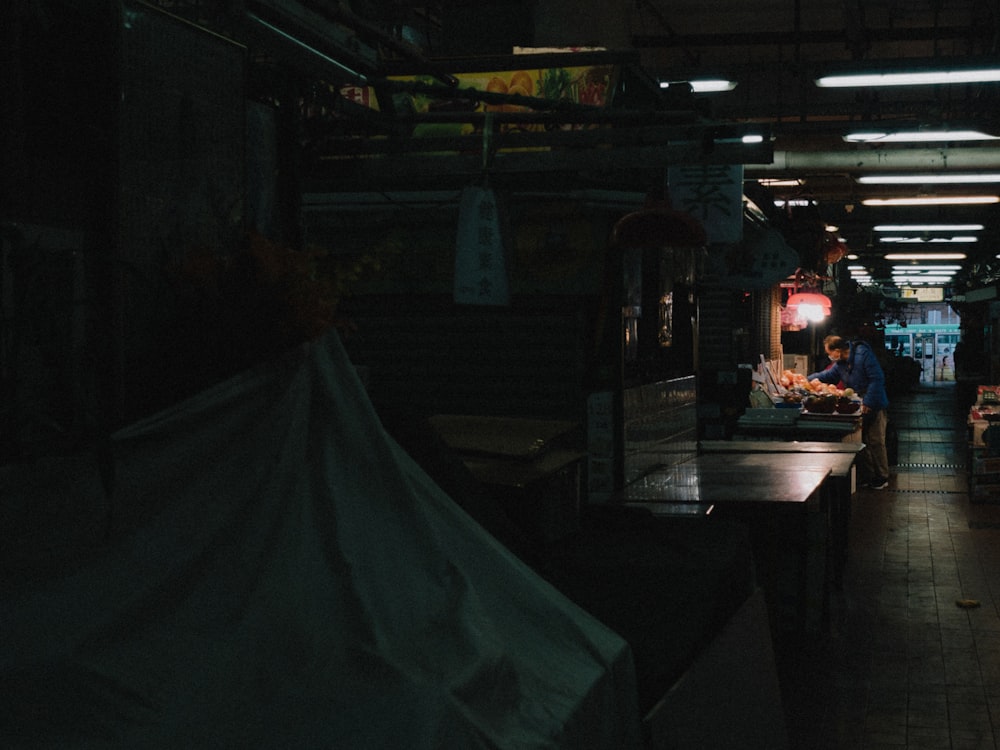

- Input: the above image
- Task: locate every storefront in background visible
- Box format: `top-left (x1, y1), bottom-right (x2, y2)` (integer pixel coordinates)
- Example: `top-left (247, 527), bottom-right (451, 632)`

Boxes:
top-left (884, 313), bottom-right (960, 383)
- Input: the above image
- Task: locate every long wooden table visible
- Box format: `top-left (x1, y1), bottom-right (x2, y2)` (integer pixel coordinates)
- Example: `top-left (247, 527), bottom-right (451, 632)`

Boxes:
top-left (620, 456), bottom-right (834, 634)
top-left (698, 440), bottom-right (864, 589)
top-left (621, 462), bottom-right (829, 509)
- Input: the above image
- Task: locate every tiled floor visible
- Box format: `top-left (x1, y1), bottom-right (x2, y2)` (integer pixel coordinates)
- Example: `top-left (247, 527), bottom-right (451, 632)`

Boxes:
top-left (776, 382), bottom-right (1000, 749)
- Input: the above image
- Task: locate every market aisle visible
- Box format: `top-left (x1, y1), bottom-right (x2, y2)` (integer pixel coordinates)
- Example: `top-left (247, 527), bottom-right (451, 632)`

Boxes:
top-left (776, 381), bottom-right (1000, 750)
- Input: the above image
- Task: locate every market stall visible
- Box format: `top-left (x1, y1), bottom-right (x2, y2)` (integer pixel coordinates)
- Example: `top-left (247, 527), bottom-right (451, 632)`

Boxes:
top-left (736, 359), bottom-right (864, 442)
top-left (967, 385), bottom-right (1000, 503)
top-left (1, 331), bottom-right (641, 749)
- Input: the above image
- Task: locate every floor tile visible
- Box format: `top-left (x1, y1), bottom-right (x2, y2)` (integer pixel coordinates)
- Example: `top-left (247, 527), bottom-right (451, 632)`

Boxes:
top-left (776, 382), bottom-right (1000, 749)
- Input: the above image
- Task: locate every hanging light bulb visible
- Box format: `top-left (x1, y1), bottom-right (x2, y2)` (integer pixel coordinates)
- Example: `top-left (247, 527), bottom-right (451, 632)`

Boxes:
top-left (786, 291), bottom-right (832, 322)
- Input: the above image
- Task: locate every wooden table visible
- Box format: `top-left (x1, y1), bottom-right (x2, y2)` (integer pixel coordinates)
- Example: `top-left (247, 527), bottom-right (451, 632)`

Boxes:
top-left (698, 440), bottom-right (865, 455)
top-left (429, 414), bottom-right (585, 542)
top-left (622, 463), bottom-right (829, 509)
top-left (698, 440), bottom-right (864, 589)
top-left (621, 458), bottom-right (832, 634)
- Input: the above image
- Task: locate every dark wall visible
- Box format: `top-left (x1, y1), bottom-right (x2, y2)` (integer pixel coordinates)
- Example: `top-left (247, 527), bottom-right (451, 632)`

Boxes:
top-left (341, 293), bottom-right (597, 423)
top-left (1, 1), bottom-right (119, 460)
top-left (438, 2), bottom-right (537, 56)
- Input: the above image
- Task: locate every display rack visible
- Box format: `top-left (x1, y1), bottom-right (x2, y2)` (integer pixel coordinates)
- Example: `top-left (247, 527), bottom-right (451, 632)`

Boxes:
top-left (968, 386), bottom-right (1000, 503)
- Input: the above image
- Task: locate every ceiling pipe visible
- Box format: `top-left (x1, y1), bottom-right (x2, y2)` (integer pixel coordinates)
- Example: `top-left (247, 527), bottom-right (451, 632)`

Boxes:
top-left (749, 147), bottom-right (1000, 171)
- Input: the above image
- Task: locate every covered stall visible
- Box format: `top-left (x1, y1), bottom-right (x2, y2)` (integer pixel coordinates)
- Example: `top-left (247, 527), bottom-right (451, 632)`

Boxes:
top-left (1, 332), bottom-right (640, 748)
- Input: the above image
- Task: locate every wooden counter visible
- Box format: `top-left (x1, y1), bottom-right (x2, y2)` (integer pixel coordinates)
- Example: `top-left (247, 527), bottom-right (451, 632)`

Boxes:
top-left (698, 440), bottom-right (863, 589)
top-left (621, 457), bottom-right (834, 634)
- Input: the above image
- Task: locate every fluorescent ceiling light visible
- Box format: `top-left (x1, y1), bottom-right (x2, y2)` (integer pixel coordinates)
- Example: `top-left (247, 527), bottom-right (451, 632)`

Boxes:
top-left (659, 79), bottom-right (737, 93)
top-left (774, 199), bottom-right (815, 207)
top-left (884, 252), bottom-right (968, 260)
top-left (817, 68), bottom-right (1000, 88)
top-left (893, 275), bottom-right (954, 284)
top-left (857, 173), bottom-right (1000, 185)
top-left (892, 263), bottom-right (962, 273)
top-left (861, 196), bottom-right (1000, 206)
top-left (741, 134), bottom-right (764, 144)
top-left (873, 224), bottom-right (984, 232)
top-left (757, 178), bottom-right (802, 187)
top-left (878, 236), bottom-right (978, 243)
top-left (844, 130), bottom-right (1000, 143)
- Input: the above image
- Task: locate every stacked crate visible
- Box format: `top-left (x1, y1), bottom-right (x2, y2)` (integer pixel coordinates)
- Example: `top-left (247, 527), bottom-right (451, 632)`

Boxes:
top-left (969, 386), bottom-right (1000, 503)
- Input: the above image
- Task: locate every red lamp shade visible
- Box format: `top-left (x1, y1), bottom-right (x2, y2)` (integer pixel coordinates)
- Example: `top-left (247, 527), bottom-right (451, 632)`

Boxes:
top-left (786, 291), bottom-right (832, 322)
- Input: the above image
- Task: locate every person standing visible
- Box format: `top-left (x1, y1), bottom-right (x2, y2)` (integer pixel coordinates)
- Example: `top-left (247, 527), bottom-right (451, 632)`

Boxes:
top-left (807, 335), bottom-right (891, 489)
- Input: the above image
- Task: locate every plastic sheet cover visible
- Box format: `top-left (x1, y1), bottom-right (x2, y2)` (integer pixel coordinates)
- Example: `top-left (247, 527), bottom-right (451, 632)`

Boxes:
top-left (1, 332), bottom-right (639, 749)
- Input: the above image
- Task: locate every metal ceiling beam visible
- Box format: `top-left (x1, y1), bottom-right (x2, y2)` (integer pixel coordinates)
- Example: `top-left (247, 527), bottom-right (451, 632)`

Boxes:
top-left (309, 140), bottom-right (773, 192)
top-left (748, 147), bottom-right (1000, 173)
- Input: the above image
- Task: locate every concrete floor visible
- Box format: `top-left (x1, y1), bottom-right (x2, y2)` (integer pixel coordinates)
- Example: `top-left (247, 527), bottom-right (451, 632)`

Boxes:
top-left (776, 382), bottom-right (1000, 749)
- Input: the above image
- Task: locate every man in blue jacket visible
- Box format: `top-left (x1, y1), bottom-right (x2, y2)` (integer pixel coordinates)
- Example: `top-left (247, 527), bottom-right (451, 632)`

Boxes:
top-left (808, 335), bottom-right (891, 489)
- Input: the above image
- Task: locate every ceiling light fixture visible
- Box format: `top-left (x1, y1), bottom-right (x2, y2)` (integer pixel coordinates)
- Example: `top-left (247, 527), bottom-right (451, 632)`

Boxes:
top-left (786, 291), bottom-right (832, 323)
top-left (816, 68), bottom-right (1000, 88)
top-left (892, 270), bottom-right (956, 277)
top-left (878, 236), bottom-right (978, 244)
top-left (757, 178), bottom-right (802, 187)
top-left (659, 79), bottom-right (737, 93)
top-left (861, 196), bottom-right (1000, 206)
top-left (884, 253), bottom-right (968, 260)
top-left (873, 224), bottom-right (984, 232)
top-left (892, 275), bottom-right (954, 284)
top-left (857, 173), bottom-right (1000, 185)
top-left (844, 129), bottom-right (1000, 143)
top-left (892, 263), bottom-right (962, 273)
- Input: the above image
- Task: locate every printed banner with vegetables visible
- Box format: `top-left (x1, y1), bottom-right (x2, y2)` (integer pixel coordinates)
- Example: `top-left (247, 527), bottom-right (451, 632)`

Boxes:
top-left (341, 64), bottom-right (617, 140)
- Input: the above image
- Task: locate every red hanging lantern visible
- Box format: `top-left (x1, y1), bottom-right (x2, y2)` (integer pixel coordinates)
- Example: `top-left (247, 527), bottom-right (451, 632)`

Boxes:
top-left (786, 291), bottom-right (832, 322)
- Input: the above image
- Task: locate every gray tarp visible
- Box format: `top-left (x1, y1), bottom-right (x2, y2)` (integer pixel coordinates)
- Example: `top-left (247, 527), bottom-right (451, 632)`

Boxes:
top-left (1, 332), bottom-right (640, 749)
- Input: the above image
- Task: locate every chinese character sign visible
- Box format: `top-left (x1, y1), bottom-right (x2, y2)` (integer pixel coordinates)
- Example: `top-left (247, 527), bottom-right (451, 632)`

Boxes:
top-left (668, 165), bottom-right (744, 244)
top-left (455, 186), bottom-right (510, 306)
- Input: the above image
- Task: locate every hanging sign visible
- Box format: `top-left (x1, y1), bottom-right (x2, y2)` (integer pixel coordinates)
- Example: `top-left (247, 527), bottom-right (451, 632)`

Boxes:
top-left (668, 164), bottom-right (744, 244)
top-left (454, 186), bottom-right (511, 306)
top-left (705, 224), bottom-right (800, 289)
top-left (344, 60), bottom-right (619, 139)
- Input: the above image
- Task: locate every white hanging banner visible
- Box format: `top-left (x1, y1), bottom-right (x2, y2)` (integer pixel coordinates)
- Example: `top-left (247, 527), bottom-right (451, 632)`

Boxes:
top-left (454, 186), bottom-right (511, 306)
top-left (667, 164), bottom-right (744, 244)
